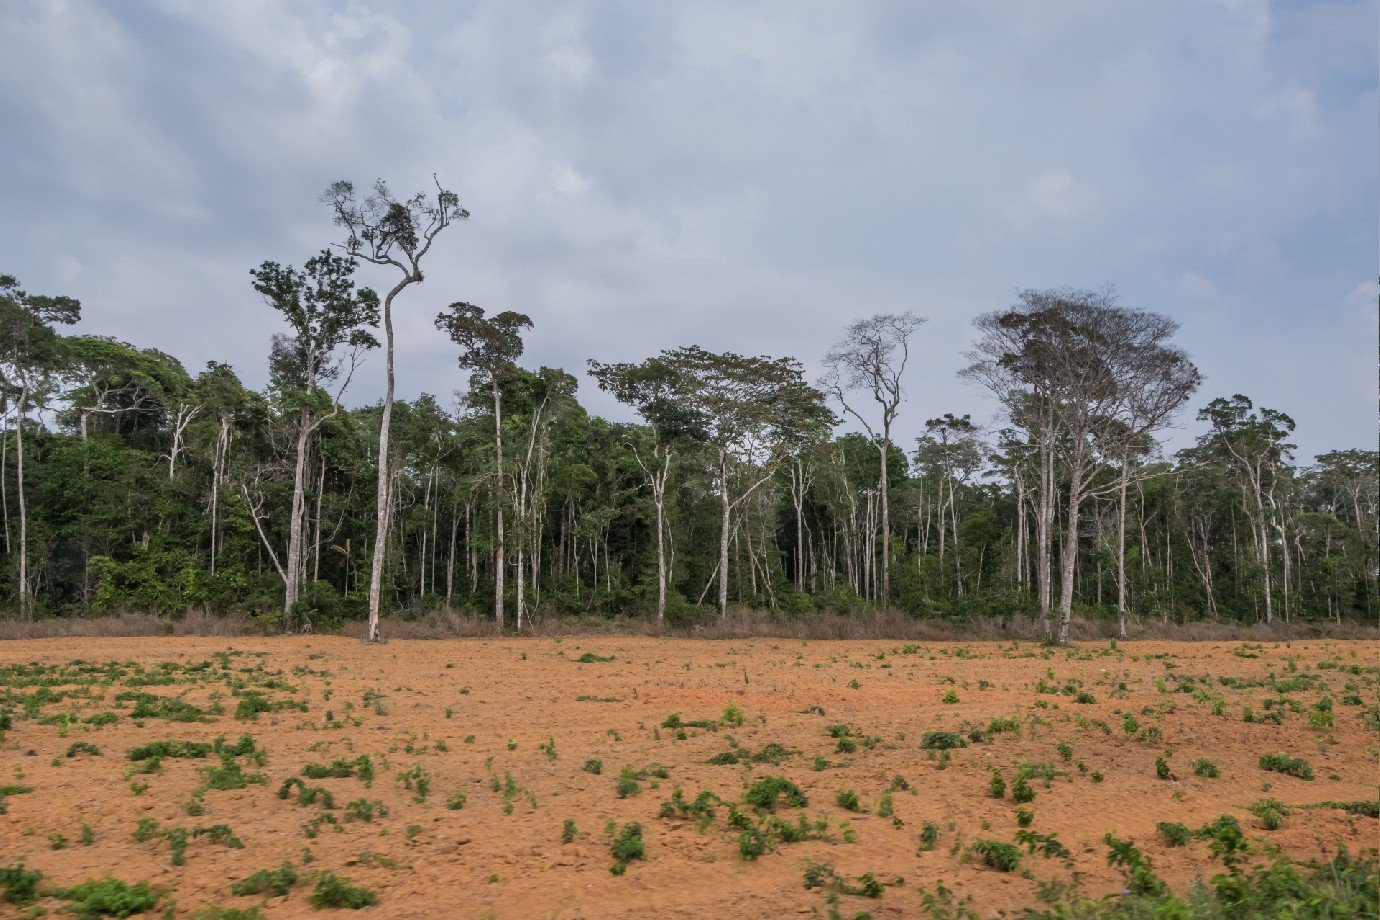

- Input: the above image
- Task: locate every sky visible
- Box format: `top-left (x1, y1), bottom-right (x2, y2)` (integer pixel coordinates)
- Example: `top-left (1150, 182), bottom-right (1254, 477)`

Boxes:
top-left (1, 0), bottom-right (1376, 462)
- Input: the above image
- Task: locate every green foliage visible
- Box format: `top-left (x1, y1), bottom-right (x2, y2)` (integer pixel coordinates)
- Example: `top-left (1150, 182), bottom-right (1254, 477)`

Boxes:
top-left (1249, 797), bottom-right (1292, 830)
top-left (58, 876), bottom-right (160, 919)
top-left (609, 823), bottom-right (645, 873)
top-left (1191, 758), bottom-right (1220, 778)
top-left (920, 731), bottom-right (966, 750)
top-left (743, 775), bottom-right (808, 811)
top-left (307, 872), bottom-right (377, 909)
top-left (230, 863), bottom-right (298, 897)
top-left (0, 863), bottom-right (42, 905)
top-left (972, 839), bottom-right (1021, 872)
top-left (1157, 822), bottom-right (1191, 846)
top-left (1259, 752), bottom-right (1314, 780)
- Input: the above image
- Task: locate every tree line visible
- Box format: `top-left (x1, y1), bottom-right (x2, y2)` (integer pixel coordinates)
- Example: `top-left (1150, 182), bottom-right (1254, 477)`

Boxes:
top-left (1, 178), bottom-right (1374, 641)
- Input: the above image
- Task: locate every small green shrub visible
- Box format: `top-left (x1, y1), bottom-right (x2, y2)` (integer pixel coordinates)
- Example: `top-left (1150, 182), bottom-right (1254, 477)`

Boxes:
top-left (307, 872), bottom-right (377, 910)
top-left (0, 863), bottom-right (42, 905)
top-left (1157, 822), bottom-right (1191, 847)
top-left (610, 823), bottom-right (645, 873)
top-left (920, 731), bottom-right (966, 750)
top-left (743, 775), bottom-right (808, 811)
top-left (1192, 758), bottom-right (1220, 778)
top-left (60, 877), bottom-right (160, 918)
top-left (230, 863), bottom-right (298, 897)
top-left (835, 789), bottom-right (864, 812)
top-left (1259, 753), bottom-right (1314, 780)
top-left (973, 838), bottom-right (1021, 872)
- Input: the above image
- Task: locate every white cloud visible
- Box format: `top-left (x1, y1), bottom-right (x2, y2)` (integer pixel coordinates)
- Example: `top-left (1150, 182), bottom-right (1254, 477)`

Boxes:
top-left (0, 0), bottom-right (1374, 457)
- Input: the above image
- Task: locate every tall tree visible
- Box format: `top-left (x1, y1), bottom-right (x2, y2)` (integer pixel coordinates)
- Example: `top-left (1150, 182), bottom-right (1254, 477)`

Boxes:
top-left (1191, 395), bottom-right (1296, 624)
top-left (963, 288), bottom-right (1198, 644)
top-left (251, 250), bottom-right (379, 628)
top-left (914, 413), bottom-right (985, 594)
top-left (660, 346), bottom-right (830, 617)
top-left (434, 302), bottom-right (532, 629)
top-left (323, 177), bottom-right (465, 641)
top-left (0, 275), bottom-right (81, 619)
top-left (589, 355), bottom-right (698, 625)
top-left (821, 312), bottom-right (926, 611)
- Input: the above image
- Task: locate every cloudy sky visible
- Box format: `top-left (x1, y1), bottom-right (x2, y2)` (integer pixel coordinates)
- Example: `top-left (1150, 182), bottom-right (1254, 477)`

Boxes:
top-left (2, 0), bottom-right (1375, 460)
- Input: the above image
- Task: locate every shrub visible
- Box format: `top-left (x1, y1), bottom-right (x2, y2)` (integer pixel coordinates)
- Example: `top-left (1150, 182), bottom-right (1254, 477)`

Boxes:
top-left (561, 819), bottom-right (577, 843)
top-left (1158, 822), bottom-right (1191, 847)
top-left (918, 822), bottom-right (940, 851)
top-left (973, 838), bottom-right (1021, 872)
top-left (581, 758), bottom-right (602, 775)
top-left (1249, 798), bottom-right (1291, 830)
top-left (615, 765), bottom-right (641, 798)
top-left (343, 799), bottom-right (387, 823)
top-left (1259, 753), bottom-right (1314, 780)
top-left (835, 789), bottom-right (864, 812)
top-left (743, 775), bottom-right (808, 811)
top-left (989, 770), bottom-right (1006, 798)
top-left (988, 716), bottom-right (1020, 734)
top-left (610, 823), bottom-right (645, 874)
top-left (1192, 758), bottom-right (1220, 778)
top-left (60, 877), bottom-right (160, 918)
top-left (128, 740), bottom-right (213, 761)
top-left (0, 863), bottom-right (42, 905)
top-left (920, 731), bottom-right (966, 750)
top-left (230, 863), bottom-right (298, 897)
top-left (307, 873), bottom-right (377, 910)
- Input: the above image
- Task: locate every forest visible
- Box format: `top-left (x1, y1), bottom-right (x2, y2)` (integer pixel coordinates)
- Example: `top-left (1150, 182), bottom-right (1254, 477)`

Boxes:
top-left (0, 179), bottom-right (1374, 641)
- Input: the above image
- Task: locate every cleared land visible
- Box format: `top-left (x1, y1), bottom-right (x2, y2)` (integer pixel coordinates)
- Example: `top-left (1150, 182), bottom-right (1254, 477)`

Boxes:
top-left (0, 636), bottom-right (1375, 918)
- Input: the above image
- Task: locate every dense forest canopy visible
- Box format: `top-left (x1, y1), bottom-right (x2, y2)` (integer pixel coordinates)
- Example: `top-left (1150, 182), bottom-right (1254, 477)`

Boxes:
top-left (0, 183), bottom-right (1374, 640)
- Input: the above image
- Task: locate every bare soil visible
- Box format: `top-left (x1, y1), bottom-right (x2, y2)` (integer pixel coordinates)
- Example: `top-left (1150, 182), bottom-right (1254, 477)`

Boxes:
top-left (0, 636), bottom-right (1374, 918)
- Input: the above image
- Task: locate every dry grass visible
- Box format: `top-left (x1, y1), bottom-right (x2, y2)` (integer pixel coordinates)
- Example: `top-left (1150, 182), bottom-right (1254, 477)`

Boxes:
top-left (0, 605), bottom-right (1373, 643)
top-left (0, 609), bottom-right (262, 640)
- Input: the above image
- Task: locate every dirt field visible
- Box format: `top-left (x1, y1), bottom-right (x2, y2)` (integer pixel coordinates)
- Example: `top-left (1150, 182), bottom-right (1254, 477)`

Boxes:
top-left (0, 636), bottom-right (1374, 918)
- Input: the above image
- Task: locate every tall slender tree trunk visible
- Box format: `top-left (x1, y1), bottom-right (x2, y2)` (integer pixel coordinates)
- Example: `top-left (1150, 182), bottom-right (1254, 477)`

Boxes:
top-left (1059, 482), bottom-right (1081, 648)
top-left (1116, 457), bottom-right (1131, 638)
top-left (209, 417), bottom-right (228, 575)
top-left (492, 379), bottom-right (505, 629)
top-left (718, 449), bottom-right (730, 617)
top-left (653, 450), bottom-right (669, 627)
top-left (878, 440), bottom-right (891, 611)
top-left (1, 414), bottom-right (10, 556)
top-left (312, 457), bottom-right (325, 584)
top-left (15, 378), bottom-right (30, 621)
top-left (284, 406), bottom-right (311, 627)
top-left (367, 280), bottom-right (410, 642)
top-left (1036, 432), bottom-right (1055, 631)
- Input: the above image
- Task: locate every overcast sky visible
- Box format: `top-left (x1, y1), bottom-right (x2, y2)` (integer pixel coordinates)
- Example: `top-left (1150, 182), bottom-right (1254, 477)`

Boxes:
top-left (2, 0), bottom-right (1376, 461)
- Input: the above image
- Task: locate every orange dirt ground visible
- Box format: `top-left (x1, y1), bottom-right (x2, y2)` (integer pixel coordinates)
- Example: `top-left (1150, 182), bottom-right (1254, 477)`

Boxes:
top-left (0, 636), bottom-right (1374, 918)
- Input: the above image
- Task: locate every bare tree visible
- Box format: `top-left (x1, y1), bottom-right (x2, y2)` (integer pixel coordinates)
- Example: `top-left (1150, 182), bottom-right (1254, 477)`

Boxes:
top-left (821, 312), bottom-right (926, 611)
top-left (324, 178), bottom-right (466, 641)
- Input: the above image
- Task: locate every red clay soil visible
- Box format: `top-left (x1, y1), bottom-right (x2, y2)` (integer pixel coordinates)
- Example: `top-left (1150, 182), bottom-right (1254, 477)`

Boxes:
top-left (0, 637), bottom-right (1374, 918)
